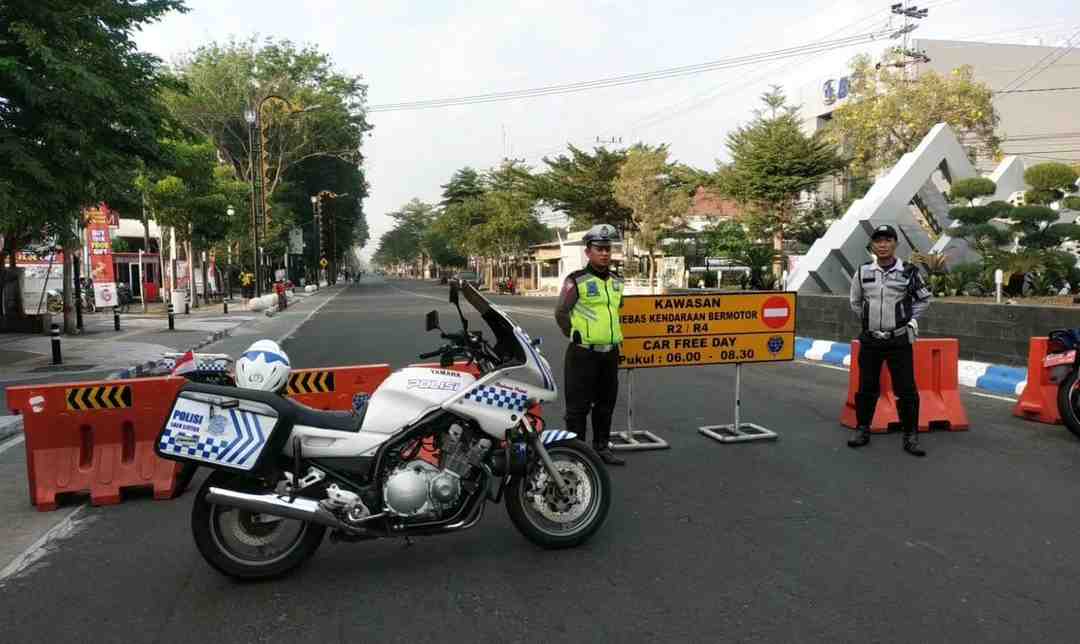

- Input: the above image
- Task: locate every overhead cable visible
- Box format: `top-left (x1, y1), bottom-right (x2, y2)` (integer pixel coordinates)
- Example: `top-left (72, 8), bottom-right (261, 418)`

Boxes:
top-left (368, 29), bottom-right (895, 112)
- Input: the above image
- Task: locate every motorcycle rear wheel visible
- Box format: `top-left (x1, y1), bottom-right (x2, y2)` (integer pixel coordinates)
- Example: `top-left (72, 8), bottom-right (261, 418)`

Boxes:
top-left (505, 440), bottom-right (611, 549)
top-left (191, 470), bottom-right (326, 580)
top-left (1057, 370), bottom-right (1080, 440)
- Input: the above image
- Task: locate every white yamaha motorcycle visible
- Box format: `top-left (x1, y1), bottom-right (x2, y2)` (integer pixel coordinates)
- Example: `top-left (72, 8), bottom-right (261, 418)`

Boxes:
top-left (156, 282), bottom-right (611, 579)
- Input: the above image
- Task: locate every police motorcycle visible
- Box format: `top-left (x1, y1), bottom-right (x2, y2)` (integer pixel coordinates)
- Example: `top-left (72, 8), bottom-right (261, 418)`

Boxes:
top-left (156, 281), bottom-right (611, 580)
top-left (1043, 328), bottom-right (1080, 439)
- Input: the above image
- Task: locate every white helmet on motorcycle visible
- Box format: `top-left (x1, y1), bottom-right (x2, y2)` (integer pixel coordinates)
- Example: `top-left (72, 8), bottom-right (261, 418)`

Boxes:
top-left (235, 340), bottom-right (291, 393)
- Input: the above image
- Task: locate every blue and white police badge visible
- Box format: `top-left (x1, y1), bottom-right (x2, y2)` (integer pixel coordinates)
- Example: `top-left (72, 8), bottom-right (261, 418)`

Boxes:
top-left (767, 335), bottom-right (785, 356)
top-left (207, 414), bottom-right (228, 436)
top-left (586, 281), bottom-right (600, 297)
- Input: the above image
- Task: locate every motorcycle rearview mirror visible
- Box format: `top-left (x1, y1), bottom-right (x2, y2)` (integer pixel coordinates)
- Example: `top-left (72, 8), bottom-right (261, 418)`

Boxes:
top-left (425, 310), bottom-right (441, 332)
top-left (449, 280), bottom-right (468, 333)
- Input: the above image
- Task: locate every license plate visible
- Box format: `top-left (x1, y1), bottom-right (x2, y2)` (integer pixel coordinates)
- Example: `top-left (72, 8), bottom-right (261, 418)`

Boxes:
top-left (1044, 350), bottom-right (1076, 368)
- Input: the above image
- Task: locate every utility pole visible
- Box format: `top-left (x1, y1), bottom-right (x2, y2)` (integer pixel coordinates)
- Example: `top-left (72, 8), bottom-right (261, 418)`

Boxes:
top-left (887, 3), bottom-right (931, 75)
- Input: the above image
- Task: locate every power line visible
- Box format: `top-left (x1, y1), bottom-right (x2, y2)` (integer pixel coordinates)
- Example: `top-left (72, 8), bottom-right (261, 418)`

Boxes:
top-left (998, 25), bottom-right (1080, 92)
top-left (367, 29), bottom-right (895, 112)
top-left (624, 5), bottom-right (895, 134)
top-left (994, 85), bottom-right (1080, 94)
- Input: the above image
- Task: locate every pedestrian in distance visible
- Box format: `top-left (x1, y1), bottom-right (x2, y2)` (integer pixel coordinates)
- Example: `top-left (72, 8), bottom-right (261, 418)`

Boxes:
top-left (554, 224), bottom-right (626, 466)
top-left (848, 224), bottom-right (932, 457)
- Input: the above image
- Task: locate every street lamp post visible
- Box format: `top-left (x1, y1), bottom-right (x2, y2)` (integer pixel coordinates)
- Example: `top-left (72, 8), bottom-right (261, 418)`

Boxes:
top-left (226, 205), bottom-right (235, 300)
top-left (244, 108), bottom-right (261, 297)
top-left (246, 95), bottom-right (321, 296)
top-left (310, 195), bottom-right (321, 286)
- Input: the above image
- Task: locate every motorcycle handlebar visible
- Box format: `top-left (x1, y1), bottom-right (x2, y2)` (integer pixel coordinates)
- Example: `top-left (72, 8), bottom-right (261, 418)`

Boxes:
top-left (418, 348), bottom-right (444, 359)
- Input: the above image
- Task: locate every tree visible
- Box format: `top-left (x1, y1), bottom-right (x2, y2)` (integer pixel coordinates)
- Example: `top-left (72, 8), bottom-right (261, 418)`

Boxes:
top-left (530, 145), bottom-right (633, 232)
top-left (164, 37), bottom-right (370, 221)
top-left (272, 156), bottom-right (370, 281)
top-left (829, 54), bottom-right (999, 175)
top-left (949, 177), bottom-right (997, 205)
top-left (720, 86), bottom-right (845, 275)
top-left (144, 138), bottom-right (248, 302)
top-left (1009, 205), bottom-right (1080, 250)
top-left (614, 145), bottom-right (690, 290)
top-left (440, 168), bottom-right (485, 208)
top-left (1023, 162), bottom-right (1079, 206)
top-left (1, 0), bottom-right (186, 327)
top-left (950, 201), bottom-right (1013, 259)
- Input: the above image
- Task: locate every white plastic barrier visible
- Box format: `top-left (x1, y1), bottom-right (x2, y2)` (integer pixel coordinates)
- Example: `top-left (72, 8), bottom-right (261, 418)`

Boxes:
top-left (171, 290), bottom-right (187, 313)
top-left (248, 297), bottom-right (266, 311)
top-left (305, 285), bottom-right (317, 293)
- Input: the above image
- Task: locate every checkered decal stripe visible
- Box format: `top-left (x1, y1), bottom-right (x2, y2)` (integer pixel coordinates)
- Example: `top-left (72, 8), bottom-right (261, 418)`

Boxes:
top-left (158, 428), bottom-right (228, 459)
top-left (160, 358), bottom-right (230, 372)
top-left (464, 385), bottom-right (529, 412)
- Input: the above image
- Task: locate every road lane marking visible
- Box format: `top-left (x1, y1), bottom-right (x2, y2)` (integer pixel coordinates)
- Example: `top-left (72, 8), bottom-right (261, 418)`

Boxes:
top-left (0, 504), bottom-right (87, 585)
top-left (0, 434), bottom-right (24, 457)
top-left (278, 286), bottom-right (348, 344)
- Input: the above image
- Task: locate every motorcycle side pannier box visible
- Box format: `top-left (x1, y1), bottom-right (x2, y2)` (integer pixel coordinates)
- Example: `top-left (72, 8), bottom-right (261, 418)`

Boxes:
top-left (155, 383), bottom-right (295, 477)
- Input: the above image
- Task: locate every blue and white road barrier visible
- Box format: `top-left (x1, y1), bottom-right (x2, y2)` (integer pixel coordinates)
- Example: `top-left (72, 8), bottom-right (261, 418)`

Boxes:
top-left (794, 336), bottom-right (1027, 397)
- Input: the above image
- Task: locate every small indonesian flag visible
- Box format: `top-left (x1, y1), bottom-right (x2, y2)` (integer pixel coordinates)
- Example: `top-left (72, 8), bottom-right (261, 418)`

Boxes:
top-left (171, 351), bottom-right (196, 376)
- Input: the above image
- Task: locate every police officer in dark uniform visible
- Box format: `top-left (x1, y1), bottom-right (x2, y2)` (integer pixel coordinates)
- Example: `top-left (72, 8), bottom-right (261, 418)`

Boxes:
top-left (554, 224), bottom-right (626, 466)
top-left (848, 224), bottom-right (932, 457)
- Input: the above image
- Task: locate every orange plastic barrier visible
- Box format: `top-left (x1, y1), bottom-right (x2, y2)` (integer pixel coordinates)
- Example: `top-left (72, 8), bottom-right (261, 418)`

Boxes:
top-left (286, 364), bottom-right (394, 411)
top-left (1013, 337), bottom-right (1061, 424)
top-left (841, 338), bottom-right (969, 433)
top-left (7, 376), bottom-right (187, 511)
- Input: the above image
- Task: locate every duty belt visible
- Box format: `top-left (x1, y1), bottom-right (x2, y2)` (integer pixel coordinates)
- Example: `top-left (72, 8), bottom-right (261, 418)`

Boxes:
top-left (576, 343), bottom-right (617, 352)
top-left (868, 328), bottom-right (908, 340)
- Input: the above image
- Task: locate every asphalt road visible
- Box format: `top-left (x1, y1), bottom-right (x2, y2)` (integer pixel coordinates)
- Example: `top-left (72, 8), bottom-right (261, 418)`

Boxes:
top-left (2, 278), bottom-right (1079, 643)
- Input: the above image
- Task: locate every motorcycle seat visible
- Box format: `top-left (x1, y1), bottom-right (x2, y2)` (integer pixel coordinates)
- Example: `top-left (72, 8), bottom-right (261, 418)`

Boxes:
top-left (288, 400), bottom-right (366, 433)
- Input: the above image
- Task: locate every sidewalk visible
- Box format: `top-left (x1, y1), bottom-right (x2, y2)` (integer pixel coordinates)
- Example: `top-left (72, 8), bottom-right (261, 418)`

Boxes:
top-left (0, 286), bottom-right (341, 412)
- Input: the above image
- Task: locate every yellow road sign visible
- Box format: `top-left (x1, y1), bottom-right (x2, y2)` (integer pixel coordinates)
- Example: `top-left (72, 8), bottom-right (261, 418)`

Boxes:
top-left (617, 291), bottom-right (796, 369)
top-left (620, 292), bottom-right (795, 338)
top-left (618, 332), bottom-right (795, 369)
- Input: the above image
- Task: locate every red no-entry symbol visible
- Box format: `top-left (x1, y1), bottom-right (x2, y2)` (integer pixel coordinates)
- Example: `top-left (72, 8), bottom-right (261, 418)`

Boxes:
top-left (761, 296), bottom-right (791, 329)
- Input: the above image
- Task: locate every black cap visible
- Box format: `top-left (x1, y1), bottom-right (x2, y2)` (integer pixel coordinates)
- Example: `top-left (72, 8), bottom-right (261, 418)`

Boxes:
top-left (870, 224), bottom-right (898, 240)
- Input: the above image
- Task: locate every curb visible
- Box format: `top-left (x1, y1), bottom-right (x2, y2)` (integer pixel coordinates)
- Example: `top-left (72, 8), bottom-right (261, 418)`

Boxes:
top-left (0, 415), bottom-right (22, 442)
top-left (794, 336), bottom-right (1028, 397)
top-left (107, 327), bottom-right (233, 380)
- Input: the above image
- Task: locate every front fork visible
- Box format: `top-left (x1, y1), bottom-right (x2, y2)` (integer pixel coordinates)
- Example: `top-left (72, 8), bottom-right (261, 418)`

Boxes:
top-left (520, 416), bottom-right (570, 496)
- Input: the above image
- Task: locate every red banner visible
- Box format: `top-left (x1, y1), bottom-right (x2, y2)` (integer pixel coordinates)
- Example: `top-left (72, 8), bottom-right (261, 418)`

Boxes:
top-left (85, 204), bottom-right (118, 308)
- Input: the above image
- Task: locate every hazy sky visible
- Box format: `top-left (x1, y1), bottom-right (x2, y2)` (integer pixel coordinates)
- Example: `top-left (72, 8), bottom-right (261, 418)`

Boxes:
top-left (134, 1), bottom-right (1080, 259)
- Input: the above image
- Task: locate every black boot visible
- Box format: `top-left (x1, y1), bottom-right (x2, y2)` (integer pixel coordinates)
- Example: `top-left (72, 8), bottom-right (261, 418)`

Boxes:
top-left (902, 432), bottom-right (926, 457)
top-left (594, 445), bottom-right (625, 466)
top-left (847, 426), bottom-right (871, 448)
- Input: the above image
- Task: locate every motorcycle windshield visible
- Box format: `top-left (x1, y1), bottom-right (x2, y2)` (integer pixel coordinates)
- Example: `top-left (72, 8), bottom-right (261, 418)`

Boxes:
top-left (460, 283), bottom-right (557, 394)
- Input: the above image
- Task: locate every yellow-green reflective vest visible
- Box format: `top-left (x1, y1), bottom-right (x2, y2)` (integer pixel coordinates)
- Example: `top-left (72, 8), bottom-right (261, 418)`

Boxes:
top-left (569, 272), bottom-right (623, 345)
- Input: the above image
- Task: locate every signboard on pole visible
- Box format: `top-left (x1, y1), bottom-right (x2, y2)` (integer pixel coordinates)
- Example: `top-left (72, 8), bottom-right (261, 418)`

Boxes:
top-left (617, 292), bottom-right (796, 369)
top-left (84, 204), bottom-right (118, 309)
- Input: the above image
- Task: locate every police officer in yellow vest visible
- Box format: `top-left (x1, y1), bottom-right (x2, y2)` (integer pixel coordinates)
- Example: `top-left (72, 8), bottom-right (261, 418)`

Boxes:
top-left (555, 224), bottom-right (625, 466)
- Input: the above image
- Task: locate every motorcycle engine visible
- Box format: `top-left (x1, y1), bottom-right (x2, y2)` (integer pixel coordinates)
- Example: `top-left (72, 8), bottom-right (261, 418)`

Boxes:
top-left (383, 425), bottom-right (491, 518)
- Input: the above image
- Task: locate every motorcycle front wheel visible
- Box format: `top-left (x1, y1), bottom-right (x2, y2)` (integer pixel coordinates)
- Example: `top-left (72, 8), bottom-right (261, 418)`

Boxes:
top-left (191, 470), bottom-right (326, 580)
top-left (1057, 370), bottom-right (1080, 440)
top-left (505, 440), bottom-right (611, 549)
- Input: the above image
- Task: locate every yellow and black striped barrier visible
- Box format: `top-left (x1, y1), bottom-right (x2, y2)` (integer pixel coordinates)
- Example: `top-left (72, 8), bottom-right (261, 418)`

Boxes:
top-left (65, 384), bottom-right (133, 411)
top-left (287, 371), bottom-right (335, 395)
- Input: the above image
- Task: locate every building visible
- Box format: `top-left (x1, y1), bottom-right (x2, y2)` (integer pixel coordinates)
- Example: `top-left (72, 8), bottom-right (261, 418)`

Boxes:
top-left (796, 38), bottom-right (1080, 175)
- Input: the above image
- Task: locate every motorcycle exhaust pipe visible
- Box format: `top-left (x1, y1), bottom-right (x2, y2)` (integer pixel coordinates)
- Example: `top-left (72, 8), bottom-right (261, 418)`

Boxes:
top-left (206, 486), bottom-right (346, 530)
